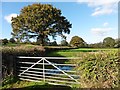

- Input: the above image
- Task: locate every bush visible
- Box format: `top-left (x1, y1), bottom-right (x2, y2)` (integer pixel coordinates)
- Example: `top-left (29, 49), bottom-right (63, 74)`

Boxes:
top-left (2, 45), bottom-right (45, 56)
top-left (60, 40), bottom-right (68, 46)
top-left (2, 38), bottom-right (8, 45)
top-left (9, 38), bottom-right (16, 43)
top-left (74, 51), bottom-right (119, 88)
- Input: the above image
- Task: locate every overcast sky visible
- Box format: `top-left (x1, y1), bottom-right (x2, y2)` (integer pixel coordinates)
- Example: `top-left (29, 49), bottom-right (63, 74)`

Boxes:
top-left (1, 0), bottom-right (118, 44)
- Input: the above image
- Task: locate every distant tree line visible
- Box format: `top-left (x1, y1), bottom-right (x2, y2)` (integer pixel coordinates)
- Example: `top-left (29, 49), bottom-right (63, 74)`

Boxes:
top-left (1, 36), bottom-right (119, 48)
top-left (88, 37), bottom-right (120, 48)
top-left (0, 38), bottom-right (16, 45)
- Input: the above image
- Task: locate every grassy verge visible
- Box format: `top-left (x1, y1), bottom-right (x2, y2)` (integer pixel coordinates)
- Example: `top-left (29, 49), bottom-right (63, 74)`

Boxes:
top-left (1, 76), bottom-right (73, 90)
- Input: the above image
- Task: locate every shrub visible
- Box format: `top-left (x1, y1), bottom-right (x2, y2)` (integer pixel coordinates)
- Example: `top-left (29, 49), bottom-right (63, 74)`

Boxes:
top-left (60, 40), bottom-right (68, 46)
top-left (9, 38), bottom-right (16, 43)
top-left (74, 51), bottom-right (119, 88)
top-left (2, 38), bottom-right (8, 45)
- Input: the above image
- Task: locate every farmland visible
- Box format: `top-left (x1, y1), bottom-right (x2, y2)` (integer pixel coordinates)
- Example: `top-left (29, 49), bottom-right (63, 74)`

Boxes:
top-left (46, 48), bottom-right (118, 57)
top-left (1, 46), bottom-right (119, 89)
top-left (1, 1), bottom-right (119, 89)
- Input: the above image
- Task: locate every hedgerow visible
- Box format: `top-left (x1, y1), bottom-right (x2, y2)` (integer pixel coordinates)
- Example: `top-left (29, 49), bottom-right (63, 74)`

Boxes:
top-left (1, 45), bottom-right (45, 80)
top-left (74, 50), bottom-right (119, 88)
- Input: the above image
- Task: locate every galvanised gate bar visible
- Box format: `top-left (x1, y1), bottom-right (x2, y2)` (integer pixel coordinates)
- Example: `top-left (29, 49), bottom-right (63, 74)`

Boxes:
top-left (17, 56), bottom-right (80, 86)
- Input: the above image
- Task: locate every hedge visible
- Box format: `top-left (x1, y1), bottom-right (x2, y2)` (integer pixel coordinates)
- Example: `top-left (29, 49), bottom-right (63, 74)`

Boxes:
top-left (1, 45), bottom-right (45, 80)
top-left (72, 50), bottom-right (119, 88)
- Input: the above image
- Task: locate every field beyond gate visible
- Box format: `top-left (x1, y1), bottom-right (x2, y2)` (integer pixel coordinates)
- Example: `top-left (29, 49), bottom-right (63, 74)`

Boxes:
top-left (17, 56), bottom-right (80, 87)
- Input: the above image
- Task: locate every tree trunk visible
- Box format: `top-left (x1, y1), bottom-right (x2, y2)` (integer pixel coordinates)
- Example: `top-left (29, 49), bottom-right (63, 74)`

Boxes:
top-left (37, 35), bottom-right (45, 46)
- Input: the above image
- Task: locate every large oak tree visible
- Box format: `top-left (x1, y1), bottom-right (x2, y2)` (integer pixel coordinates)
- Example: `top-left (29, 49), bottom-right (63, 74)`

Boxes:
top-left (11, 3), bottom-right (72, 45)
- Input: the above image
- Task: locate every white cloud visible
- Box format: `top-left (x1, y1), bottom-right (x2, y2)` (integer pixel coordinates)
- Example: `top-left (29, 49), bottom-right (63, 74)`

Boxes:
top-left (4, 13), bottom-right (18, 23)
top-left (77, 0), bottom-right (118, 16)
top-left (103, 22), bottom-right (109, 27)
top-left (91, 27), bottom-right (113, 36)
top-left (91, 7), bottom-right (113, 16)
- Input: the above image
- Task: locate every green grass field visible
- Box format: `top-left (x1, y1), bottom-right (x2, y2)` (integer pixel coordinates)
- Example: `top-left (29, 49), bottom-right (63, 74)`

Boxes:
top-left (1, 77), bottom-right (72, 90)
top-left (46, 48), bottom-right (118, 57)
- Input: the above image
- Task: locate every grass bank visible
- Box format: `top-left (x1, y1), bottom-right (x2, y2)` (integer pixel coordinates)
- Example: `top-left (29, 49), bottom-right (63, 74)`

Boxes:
top-left (1, 77), bottom-right (72, 90)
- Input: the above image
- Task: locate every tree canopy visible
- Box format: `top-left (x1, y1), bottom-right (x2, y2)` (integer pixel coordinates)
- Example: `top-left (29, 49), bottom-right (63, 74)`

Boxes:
top-left (114, 38), bottom-right (120, 48)
top-left (2, 39), bottom-right (8, 45)
top-left (103, 37), bottom-right (115, 48)
top-left (11, 3), bottom-right (72, 45)
top-left (61, 40), bottom-right (68, 46)
top-left (9, 38), bottom-right (16, 43)
top-left (70, 36), bottom-right (86, 48)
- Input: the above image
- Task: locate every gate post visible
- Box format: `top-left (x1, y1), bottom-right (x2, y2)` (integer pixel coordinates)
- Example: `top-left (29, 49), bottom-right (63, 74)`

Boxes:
top-left (9, 55), bottom-right (17, 77)
top-left (13, 56), bottom-right (17, 77)
top-left (0, 49), bottom-right (2, 87)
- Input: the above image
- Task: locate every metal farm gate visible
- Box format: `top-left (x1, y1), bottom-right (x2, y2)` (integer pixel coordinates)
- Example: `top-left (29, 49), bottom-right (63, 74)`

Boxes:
top-left (17, 56), bottom-right (80, 86)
